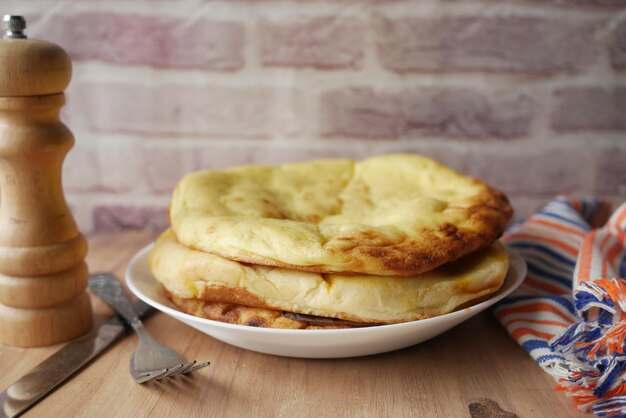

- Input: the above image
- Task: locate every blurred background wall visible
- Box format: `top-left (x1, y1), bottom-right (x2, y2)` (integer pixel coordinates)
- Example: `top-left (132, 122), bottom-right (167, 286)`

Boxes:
top-left (4, 0), bottom-right (625, 233)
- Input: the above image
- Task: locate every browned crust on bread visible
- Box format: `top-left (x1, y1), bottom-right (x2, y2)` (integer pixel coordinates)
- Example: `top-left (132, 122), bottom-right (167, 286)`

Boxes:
top-left (171, 155), bottom-right (513, 276)
top-left (195, 284), bottom-right (394, 324)
top-left (347, 184), bottom-right (513, 276)
top-left (205, 183), bottom-right (512, 277)
top-left (349, 184), bottom-right (511, 274)
top-left (166, 291), bottom-right (374, 329)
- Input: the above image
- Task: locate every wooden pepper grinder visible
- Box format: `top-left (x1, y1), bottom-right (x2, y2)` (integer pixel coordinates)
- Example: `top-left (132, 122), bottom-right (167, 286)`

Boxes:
top-left (0, 15), bottom-right (92, 346)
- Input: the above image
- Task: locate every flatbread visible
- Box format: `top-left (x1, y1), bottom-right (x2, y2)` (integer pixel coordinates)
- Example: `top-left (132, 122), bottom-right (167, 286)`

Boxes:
top-left (149, 230), bottom-right (509, 324)
top-left (166, 294), bottom-right (374, 329)
top-left (170, 154), bottom-right (512, 276)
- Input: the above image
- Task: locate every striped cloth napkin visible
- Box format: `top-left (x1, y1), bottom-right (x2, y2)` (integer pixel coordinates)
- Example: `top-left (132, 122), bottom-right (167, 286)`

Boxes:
top-left (494, 197), bottom-right (626, 417)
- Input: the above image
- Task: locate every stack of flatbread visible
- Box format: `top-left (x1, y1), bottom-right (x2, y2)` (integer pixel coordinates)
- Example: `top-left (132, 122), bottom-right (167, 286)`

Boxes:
top-left (149, 154), bottom-right (513, 329)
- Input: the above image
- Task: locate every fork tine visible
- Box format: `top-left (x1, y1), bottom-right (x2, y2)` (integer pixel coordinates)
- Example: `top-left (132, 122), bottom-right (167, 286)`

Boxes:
top-left (134, 359), bottom-right (209, 382)
top-left (135, 368), bottom-right (168, 384)
top-left (168, 360), bottom-right (196, 377)
top-left (183, 361), bottom-right (210, 374)
top-left (88, 275), bottom-right (212, 383)
top-left (135, 374), bottom-right (156, 384)
top-left (156, 364), bottom-right (185, 379)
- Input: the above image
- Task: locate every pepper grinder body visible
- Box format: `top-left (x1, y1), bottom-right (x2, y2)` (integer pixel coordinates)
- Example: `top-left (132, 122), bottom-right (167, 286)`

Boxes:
top-left (0, 16), bottom-right (92, 346)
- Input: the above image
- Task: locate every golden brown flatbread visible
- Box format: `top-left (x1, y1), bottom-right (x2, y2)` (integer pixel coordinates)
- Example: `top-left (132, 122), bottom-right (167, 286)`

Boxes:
top-left (170, 154), bottom-right (511, 276)
top-left (149, 230), bottom-right (509, 324)
top-left (167, 293), bottom-right (373, 329)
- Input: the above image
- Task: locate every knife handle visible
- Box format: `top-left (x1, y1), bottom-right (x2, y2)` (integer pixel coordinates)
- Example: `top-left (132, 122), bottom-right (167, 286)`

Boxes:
top-left (88, 273), bottom-right (139, 324)
top-left (0, 298), bottom-right (154, 418)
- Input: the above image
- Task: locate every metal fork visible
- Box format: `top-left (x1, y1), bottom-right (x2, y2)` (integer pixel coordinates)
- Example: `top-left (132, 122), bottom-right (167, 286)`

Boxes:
top-left (89, 273), bottom-right (210, 383)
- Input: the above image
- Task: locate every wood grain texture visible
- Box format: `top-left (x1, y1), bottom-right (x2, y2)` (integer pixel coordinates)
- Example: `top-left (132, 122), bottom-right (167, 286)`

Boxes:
top-left (0, 232), bottom-right (586, 417)
top-left (0, 35), bottom-right (91, 346)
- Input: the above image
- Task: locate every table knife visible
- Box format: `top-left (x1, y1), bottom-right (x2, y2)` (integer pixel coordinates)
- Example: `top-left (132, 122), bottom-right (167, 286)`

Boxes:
top-left (0, 298), bottom-right (154, 418)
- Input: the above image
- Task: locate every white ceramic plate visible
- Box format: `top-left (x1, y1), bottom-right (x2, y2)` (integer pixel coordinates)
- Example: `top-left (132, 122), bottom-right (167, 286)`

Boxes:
top-left (126, 244), bottom-right (526, 359)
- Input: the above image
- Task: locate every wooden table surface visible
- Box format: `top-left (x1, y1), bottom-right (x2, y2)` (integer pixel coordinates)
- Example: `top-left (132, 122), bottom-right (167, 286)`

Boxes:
top-left (0, 231), bottom-right (585, 418)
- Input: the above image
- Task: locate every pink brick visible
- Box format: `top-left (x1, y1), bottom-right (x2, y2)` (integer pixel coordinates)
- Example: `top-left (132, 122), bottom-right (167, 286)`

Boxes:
top-left (321, 88), bottom-right (532, 139)
top-left (191, 142), bottom-right (378, 172)
top-left (470, 0), bottom-right (626, 6)
top-left (63, 140), bottom-right (143, 193)
top-left (63, 141), bottom-right (100, 193)
top-left (191, 144), bottom-right (260, 171)
top-left (401, 90), bottom-right (532, 138)
top-left (374, 16), bottom-right (597, 74)
top-left (546, 0), bottom-right (626, 5)
top-left (260, 16), bottom-right (364, 69)
top-left (142, 144), bottom-right (196, 194)
top-left (594, 146), bottom-right (626, 193)
top-left (611, 21), bottom-right (626, 70)
top-left (465, 146), bottom-right (590, 195)
top-left (66, 83), bottom-right (300, 138)
top-left (30, 13), bottom-right (244, 71)
top-left (188, 143), bottom-right (471, 188)
top-left (320, 88), bottom-right (403, 138)
top-left (93, 206), bottom-right (168, 232)
top-left (557, 0), bottom-right (626, 4)
top-left (551, 87), bottom-right (626, 131)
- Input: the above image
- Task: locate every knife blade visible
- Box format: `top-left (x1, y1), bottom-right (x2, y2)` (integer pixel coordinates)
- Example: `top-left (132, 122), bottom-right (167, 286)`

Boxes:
top-left (0, 298), bottom-right (154, 418)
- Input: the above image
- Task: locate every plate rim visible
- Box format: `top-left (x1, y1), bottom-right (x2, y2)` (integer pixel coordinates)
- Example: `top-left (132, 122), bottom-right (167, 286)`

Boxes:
top-left (126, 242), bottom-right (527, 336)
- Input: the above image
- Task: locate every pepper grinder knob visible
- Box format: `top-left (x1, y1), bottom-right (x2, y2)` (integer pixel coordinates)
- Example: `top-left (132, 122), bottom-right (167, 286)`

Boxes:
top-left (2, 15), bottom-right (27, 39)
top-left (0, 15), bottom-right (93, 347)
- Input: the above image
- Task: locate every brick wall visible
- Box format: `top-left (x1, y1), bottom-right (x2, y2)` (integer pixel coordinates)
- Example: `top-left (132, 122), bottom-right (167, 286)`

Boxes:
top-left (6, 0), bottom-right (626, 233)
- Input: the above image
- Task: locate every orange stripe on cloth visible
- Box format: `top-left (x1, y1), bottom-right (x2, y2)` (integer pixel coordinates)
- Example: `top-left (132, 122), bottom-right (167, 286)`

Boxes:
top-left (605, 206), bottom-right (626, 266)
top-left (527, 218), bottom-right (586, 238)
top-left (556, 381), bottom-right (626, 410)
top-left (508, 233), bottom-right (579, 257)
top-left (511, 327), bottom-right (555, 341)
top-left (600, 230), bottom-right (614, 253)
top-left (577, 320), bottom-right (626, 359)
top-left (606, 241), bottom-right (625, 271)
top-left (524, 275), bottom-right (570, 296)
top-left (599, 382), bottom-right (626, 400)
top-left (600, 232), bottom-right (614, 277)
top-left (555, 387), bottom-right (596, 410)
top-left (576, 230), bottom-right (598, 284)
top-left (504, 317), bottom-right (571, 329)
top-left (608, 206), bottom-right (626, 241)
top-left (495, 302), bottom-right (574, 323)
top-left (594, 279), bottom-right (626, 302)
top-left (570, 199), bottom-right (582, 213)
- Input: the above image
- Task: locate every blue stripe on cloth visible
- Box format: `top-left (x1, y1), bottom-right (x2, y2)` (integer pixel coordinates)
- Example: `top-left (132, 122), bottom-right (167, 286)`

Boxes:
top-left (498, 294), bottom-right (576, 315)
top-left (537, 211), bottom-right (590, 230)
top-left (595, 357), bottom-right (626, 398)
top-left (526, 264), bottom-right (573, 289)
top-left (522, 252), bottom-right (575, 279)
top-left (522, 339), bottom-right (550, 351)
top-left (498, 198), bottom-right (626, 416)
top-left (523, 341), bottom-right (569, 364)
top-left (519, 248), bottom-right (576, 273)
top-left (539, 200), bottom-right (591, 229)
top-left (507, 242), bottom-right (577, 267)
top-left (536, 354), bottom-right (568, 364)
top-left (575, 291), bottom-right (616, 312)
top-left (594, 397), bottom-right (626, 408)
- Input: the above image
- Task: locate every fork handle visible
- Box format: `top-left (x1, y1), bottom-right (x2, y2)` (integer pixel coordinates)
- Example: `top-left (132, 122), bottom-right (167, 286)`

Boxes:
top-left (88, 273), bottom-right (139, 324)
